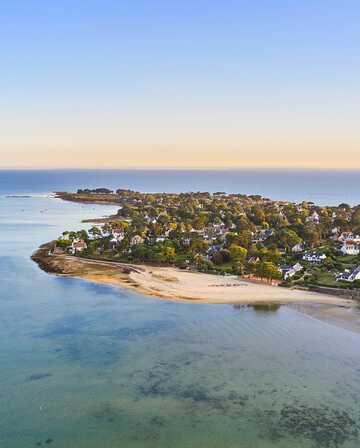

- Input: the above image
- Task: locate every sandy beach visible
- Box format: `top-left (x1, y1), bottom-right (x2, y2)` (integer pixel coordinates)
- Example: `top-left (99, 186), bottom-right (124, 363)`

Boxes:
top-left (32, 243), bottom-right (355, 306)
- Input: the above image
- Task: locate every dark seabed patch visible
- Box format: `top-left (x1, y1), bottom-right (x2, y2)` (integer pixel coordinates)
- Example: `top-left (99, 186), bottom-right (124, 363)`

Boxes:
top-left (27, 373), bottom-right (52, 382)
top-left (36, 314), bottom-right (94, 339)
top-left (109, 319), bottom-right (174, 340)
top-left (53, 336), bottom-right (123, 366)
top-left (258, 404), bottom-right (359, 447)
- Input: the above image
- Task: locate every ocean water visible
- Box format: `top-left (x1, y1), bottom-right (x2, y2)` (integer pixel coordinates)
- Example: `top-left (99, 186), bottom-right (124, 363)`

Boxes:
top-left (0, 171), bottom-right (360, 447)
top-left (0, 168), bottom-right (359, 205)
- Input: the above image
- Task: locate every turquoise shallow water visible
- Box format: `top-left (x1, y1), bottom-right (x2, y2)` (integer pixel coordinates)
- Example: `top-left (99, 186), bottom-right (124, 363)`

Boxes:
top-left (1, 195), bottom-right (360, 447)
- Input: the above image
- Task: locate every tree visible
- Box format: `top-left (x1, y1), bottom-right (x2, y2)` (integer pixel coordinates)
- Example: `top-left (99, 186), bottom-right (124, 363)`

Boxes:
top-left (225, 232), bottom-right (240, 246)
top-left (303, 225), bottom-right (321, 248)
top-left (229, 244), bottom-right (248, 262)
top-left (274, 229), bottom-right (302, 250)
top-left (57, 238), bottom-right (71, 248)
top-left (77, 229), bottom-right (88, 241)
top-left (237, 230), bottom-right (253, 249)
top-left (250, 206), bottom-right (266, 225)
top-left (232, 261), bottom-right (245, 275)
top-left (190, 238), bottom-right (209, 254)
top-left (351, 207), bottom-right (360, 227)
top-left (111, 220), bottom-right (129, 231)
top-left (257, 262), bottom-right (282, 281)
top-left (194, 253), bottom-right (207, 269)
top-left (163, 246), bottom-right (176, 263)
top-left (130, 243), bottom-right (149, 262)
top-left (339, 203), bottom-right (351, 211)
top-left (212, 251), bottom-right (225, 265)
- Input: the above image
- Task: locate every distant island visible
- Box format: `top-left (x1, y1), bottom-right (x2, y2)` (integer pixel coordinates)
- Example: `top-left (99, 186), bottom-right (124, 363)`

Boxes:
top-left (32, 188), bottom-right (360, 304)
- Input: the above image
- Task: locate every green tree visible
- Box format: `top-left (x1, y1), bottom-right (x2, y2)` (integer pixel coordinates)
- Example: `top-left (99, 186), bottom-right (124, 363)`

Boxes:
top-left (229, 244), bottom-right (248, 262)
top-left (351, 207), bottom-right (360, 227)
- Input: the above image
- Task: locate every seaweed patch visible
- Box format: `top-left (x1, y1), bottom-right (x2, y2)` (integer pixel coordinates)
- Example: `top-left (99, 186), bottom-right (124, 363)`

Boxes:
top-left (260, 404), bottom-right (359, 447)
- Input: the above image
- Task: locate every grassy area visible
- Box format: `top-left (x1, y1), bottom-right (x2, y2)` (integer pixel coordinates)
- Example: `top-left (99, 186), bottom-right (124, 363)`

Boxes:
top-left (310, 270), bottom-right (338, 287)
top-left (334, 254), bottom-right (359, 266)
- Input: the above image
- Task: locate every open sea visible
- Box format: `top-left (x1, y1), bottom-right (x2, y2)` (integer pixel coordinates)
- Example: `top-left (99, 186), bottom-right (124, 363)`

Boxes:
top-left (0, 169), bottom-right (360, 448)
top-left (0, 168), bottom-right (360, 205)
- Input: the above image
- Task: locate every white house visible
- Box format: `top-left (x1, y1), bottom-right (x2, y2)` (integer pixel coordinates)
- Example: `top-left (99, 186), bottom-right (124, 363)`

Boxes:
top-left (181, 238), bottom-right (191, 246)
top-left (338, 232), bottom-right (360, 243)
top-left (292, 242), bottom-right (305, 253)
top-left (340, 241), bottom-right (360, 256)
top-left (336, 266), bottom-right (360, 282)
top-left (303, 253), bottom-right (327, 263)
top-left (281, 263), bottom-right (304, 280)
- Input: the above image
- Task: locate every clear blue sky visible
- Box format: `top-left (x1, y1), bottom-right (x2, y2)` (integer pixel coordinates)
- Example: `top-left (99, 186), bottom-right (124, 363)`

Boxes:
top-left (1, 1), bottom-right (359, 168)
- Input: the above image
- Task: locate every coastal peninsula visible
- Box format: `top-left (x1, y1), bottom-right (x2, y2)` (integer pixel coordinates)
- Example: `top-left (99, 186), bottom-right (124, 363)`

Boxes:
top-left (32, 188), bottom-right (360, 305)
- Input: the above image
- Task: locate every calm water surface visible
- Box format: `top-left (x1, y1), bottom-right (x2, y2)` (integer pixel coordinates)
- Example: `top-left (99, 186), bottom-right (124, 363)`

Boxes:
top-left (1, 168), bottom-right (360, 205)
top-left (0, 174), bottom-right (360, 447)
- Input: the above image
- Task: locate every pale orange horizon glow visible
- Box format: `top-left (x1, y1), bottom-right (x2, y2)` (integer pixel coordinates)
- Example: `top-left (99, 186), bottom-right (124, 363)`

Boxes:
top-left (1, 141), bottom-right (359, 170)
top-left (2, 101), bottom-right (359, 169)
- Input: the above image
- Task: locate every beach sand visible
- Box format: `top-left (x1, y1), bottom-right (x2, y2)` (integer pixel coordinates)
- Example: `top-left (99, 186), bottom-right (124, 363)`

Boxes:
top-left (32, 243), bottom-right (355, 307)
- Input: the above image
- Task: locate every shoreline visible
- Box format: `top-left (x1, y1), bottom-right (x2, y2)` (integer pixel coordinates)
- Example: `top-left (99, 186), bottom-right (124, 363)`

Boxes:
top-left (31, 242), bottom-right (356, 307)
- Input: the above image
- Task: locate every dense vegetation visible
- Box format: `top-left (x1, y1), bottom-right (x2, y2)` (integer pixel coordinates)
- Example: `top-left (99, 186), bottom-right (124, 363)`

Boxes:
top-left (57, 189), bottom-right (360, 288)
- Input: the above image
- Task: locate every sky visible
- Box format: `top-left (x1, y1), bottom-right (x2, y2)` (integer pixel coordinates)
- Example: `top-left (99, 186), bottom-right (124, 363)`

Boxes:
top-left (0, 0), bottom-right (359, 169)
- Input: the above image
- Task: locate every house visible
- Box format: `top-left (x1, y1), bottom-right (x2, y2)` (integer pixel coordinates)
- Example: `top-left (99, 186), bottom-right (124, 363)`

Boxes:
top-left (112, 229), bottom-right (125, 241)
top-left (280, 263), bottom-right (303, 280)
top-left (292, 242), bottom-right (305, 253)
top-left (340, 241), bottom-right (360, 256)
top-left (88, 233), bottom-right (102, 241)
top-left (206, 244), bottom-right (223, 255)
top-left (303, 253), bottom-right (327, 263)
top-left (69, 239), bottom-right (87, 254)
top-left (306, 211), bottom-right (320, 224)
top-left (190, 229), bottom-right (205, 236)
top-left (181, 238), bottom-right (191, 247)
top-left (212, 223), bottom-right (228, 235)
top-left (336, 266), bottom-right (360, 282)
top-left (110, 237), bottom-right (120, 248)
top-left (130, 235), bottom-right (144, 246)
top-left (252, 228), bottom-right (273, 243)
top-left (338, 232), bottom-right (360, 243)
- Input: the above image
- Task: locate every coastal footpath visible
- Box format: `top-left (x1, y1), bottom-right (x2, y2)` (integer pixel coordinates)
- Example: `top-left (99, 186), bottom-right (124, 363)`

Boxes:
top-left (32, 242), bottom-right (355, 306)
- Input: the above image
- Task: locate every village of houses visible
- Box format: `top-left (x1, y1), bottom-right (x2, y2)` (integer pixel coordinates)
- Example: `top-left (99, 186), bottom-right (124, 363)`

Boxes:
top-left (55, 189), bottom-right (360, 288)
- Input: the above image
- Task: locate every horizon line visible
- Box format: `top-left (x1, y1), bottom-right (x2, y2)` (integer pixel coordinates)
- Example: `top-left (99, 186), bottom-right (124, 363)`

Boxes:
top-left (1, 166), bottom-right (360, 172)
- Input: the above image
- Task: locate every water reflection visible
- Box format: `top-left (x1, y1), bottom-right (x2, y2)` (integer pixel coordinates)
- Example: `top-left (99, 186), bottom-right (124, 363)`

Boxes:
top-left (233, 303), bottom-right (281, 312)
